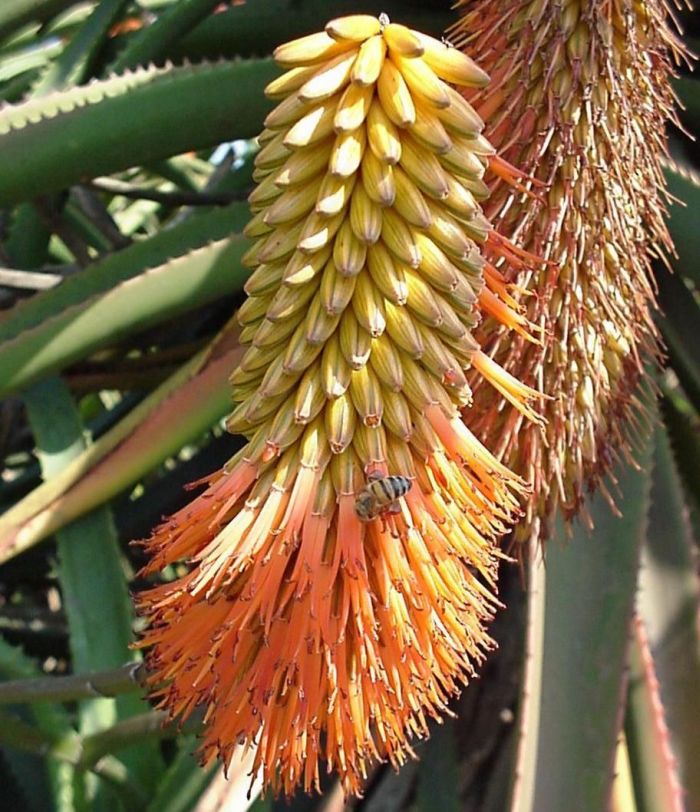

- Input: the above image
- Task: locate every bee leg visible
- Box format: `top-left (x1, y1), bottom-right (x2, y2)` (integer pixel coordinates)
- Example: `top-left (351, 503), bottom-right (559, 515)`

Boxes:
top-left (379, 503), bottom-right (402, 535)
top-left (379, 513), bottom-right (393, 534)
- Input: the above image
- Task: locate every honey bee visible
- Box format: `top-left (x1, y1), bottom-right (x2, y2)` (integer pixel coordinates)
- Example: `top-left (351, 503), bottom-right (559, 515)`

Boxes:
top-left (354, 473), bottom-right (412, 522)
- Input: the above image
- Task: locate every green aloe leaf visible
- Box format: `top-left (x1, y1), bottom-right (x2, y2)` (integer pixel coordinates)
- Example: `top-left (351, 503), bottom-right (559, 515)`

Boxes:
top-left (0, 69), bottom-right (40, 103)
top-left (0, 321), bottom-right (243, 563)
top-left (0, 718), bottom-right (56, 812)
top-left (23, 378), bottom-right (134, 677)
top-left (515, 426), bottom-right (654, 811)
top-left (0, 203), bottom-right (250, 397)
top-left (0, 59), bottom-right (276, 207)
top-left (634, 426), bottom-right (700, 808)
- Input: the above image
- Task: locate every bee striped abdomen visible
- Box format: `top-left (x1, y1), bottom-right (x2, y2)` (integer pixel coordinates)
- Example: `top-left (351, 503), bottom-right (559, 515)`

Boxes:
top-left (370, 475), bottom-right (411, 502)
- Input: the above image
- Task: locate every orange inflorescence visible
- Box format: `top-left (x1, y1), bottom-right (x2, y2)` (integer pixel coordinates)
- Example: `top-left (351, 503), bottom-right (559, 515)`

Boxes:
top-left (137, 14), bottom-right (544, 797)
top-left (450, 0), bottom-right (688, 543)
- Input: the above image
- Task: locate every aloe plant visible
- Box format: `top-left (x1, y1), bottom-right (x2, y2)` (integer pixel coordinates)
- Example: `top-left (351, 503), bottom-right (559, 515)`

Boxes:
top-left (0, 2), bottom-right (697, 811)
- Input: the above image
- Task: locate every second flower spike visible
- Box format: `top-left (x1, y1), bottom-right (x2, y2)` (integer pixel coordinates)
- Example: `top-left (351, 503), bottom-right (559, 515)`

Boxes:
top-left (137, 15), bottom-right (544, 798)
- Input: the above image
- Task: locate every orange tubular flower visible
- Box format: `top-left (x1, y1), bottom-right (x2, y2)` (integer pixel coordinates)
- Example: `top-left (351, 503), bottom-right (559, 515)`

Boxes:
top-left (137, 14), bottom-right (542, 796)
top-left (450, 0), bottom-right (687, 543)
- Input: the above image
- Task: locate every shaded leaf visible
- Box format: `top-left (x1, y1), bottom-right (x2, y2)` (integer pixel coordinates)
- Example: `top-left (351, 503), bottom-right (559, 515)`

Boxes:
top-left (110, 0), bottom-right (222, 73)
top-left (0, 744), bottom-right (52, 812)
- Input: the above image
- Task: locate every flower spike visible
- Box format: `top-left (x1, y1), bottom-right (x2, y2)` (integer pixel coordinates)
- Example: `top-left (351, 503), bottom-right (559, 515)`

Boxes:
top-left (450, 0), bottom-right (687, 544)
top-left (137, 14), bottom-right (544, 797)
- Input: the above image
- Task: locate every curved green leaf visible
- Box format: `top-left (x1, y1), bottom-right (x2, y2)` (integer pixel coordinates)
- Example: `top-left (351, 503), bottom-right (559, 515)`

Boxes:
top-left (24, 376), bottom-right (164, 802)
top-left (0, 68), bottom-right (40, 103)
top-left (24, 378), bottom-right (133, 674)
top-left (0, 59), bottom-right (276, 207)
top-left (0, 38), bottom-right (63, 83)
top-left (0, 202), bottom-right (247, 340)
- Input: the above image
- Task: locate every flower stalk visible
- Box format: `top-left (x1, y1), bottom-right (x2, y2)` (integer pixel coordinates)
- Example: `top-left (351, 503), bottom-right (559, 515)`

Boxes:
top-left (0, 663), bottom-right (145, 705)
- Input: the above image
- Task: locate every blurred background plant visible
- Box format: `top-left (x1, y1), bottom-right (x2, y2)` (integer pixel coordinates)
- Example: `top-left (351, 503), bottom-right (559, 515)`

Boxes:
top-left (0, 1), bottom-right (696, 811)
